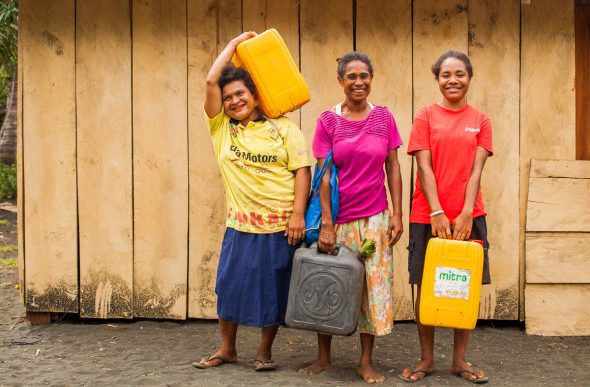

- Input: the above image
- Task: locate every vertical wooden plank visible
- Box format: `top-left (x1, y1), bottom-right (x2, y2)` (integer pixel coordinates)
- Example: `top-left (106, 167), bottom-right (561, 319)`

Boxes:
top-left (356, 0), bottom-right (414, 320)
top-left (576, 2), bottom-right (590, 160)
top-left (300, 0), bottom-right (353, 155)
top-left (133, 0), bottom-right (188, 319)
top-left (218, 0), bottom-right (242, 50)
top-left (76, 0), bottom-right (133, 318)
top-left (521, 0), bottom-right (575, 319)
top-left (413, 0), bottom-right (468, 111)
top-left (187, 0), bottom-right (224, 319)
top-left (16, 0), bottom-right (24, 302)
top-left (21, 0), bottom-right (78, 313)
top-left (468, 0), bottom-right (520, 319)
top-left (242, 0), bottom-right (301, 127)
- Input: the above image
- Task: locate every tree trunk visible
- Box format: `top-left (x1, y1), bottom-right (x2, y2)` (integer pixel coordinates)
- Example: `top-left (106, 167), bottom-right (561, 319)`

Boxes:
top-left (0, 74), bottom-right (16, 165)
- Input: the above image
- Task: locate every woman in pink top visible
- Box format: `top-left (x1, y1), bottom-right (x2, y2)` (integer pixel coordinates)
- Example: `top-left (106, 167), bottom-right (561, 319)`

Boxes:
top-left (399, 51), bottom-right (492, 384)
top-left (298, 52), bottom-right (404, 384)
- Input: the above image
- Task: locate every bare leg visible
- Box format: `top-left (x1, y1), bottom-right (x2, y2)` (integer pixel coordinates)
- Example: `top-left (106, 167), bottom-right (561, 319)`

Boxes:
top-left (356, 333), bottom-right (385, 384)
top-left (297, 333), bottom-right (333, 375)
top-left (194, 318), bottom-right (238, 367)
top-left (399, 286), bottom-right (436, 381)
top-left (256, 325), bottom-right (279, 360)
top-left (451, 329), bottom-right (487, 382)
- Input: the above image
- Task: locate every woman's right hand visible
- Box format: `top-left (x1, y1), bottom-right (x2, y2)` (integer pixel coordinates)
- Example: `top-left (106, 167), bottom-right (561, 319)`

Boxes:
top-left (230, 31), bottom-right (257, 47)
top-left (318, 223), bottom-right (337, 254)
top-left (431, 213), bottom-right (451, 239)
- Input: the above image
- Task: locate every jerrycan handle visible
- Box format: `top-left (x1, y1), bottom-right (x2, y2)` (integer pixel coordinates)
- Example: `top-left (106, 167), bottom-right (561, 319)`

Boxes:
top-left (310, 242), bottom-right (340, 256)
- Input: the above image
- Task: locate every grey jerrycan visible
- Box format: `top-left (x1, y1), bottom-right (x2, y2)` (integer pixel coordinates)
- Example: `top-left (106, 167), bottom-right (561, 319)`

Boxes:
top-left (285, 243), bottom-right (365, 336)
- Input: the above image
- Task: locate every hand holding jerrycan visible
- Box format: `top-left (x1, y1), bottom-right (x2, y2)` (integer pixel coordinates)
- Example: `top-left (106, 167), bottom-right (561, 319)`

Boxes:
top-left (419, 238), bottom-right (484, 330)
top-left (285, 242), bottom-right (367, 336)
top-left (231, 28), bottom-right (310, 118)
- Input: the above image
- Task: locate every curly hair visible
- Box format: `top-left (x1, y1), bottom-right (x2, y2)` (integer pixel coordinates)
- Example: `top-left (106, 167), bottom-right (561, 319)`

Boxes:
top-left (431, 50), bottom-right (473, 79)
top-left (336, 52), bottom-right (374, 79)
top-left (218, 64), bottom-right (257, 96)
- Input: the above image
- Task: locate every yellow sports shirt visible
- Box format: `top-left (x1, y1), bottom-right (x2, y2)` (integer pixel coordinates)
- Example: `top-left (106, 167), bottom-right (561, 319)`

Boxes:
top-left (206, 110), bottom-right (310, 234)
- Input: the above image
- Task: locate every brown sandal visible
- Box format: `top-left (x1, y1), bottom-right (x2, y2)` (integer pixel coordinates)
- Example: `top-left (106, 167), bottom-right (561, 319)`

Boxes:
top-left (254, 358), bottom-right (277, 371)
top-left (192, 354), bottom-right (236, 369)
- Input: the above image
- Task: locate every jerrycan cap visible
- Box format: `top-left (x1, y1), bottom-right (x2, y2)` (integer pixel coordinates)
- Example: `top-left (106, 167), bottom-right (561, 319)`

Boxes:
top-left (470, 239), bottom-right (484, 246)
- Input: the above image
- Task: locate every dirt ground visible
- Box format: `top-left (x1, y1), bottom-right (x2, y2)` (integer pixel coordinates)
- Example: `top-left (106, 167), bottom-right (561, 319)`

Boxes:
top-left (1, 206), bottom-right (590, 386)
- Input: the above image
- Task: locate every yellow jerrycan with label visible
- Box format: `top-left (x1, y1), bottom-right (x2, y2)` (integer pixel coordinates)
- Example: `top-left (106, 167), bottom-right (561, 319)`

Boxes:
top-left (419, 238), bottom-right (484, 330)
top-left (232, 28), bottom-right (311, 118)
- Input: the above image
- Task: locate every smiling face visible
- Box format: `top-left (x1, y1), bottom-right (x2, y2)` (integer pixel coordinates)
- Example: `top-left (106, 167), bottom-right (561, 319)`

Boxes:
top-left (221, 80), bottom-right (259, 124)
top-left (339, 60), bottom-right (372, 103)
top-left (437, 57), bottom-right (471, 108)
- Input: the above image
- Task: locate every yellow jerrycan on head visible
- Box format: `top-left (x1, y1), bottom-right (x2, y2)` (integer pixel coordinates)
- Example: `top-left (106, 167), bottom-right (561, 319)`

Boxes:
top-left (419, 238), bottom-right (484, 330)
top-left (232, 28), bottom-right (311, 118)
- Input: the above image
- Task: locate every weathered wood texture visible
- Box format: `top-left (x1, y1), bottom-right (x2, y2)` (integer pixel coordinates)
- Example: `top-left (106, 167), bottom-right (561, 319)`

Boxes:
top-left (132, 0), bottom-right (188, 319)
top-left (16, 0), bottom-right (24, 302)
top-left (76, 0), bottom-right (133, 319)
top-left (300, 0), bottom-right (353, 154)
top-left (187, 0), bottom-right (224, 319)
top-left (521, 0), bottom-right (576, 319)
top-left (243, 0), bottom-right (301, 127)
top-left (525, 284), bottom-right (590, 336)
top-left (21, 0), bottom-right (78, 313)
top-left (526, 177), bottom-right (590, 232)
top-left (356, 0), bottom-right (414, 320)
top-left (412, 0), bottom-right (468, 110)
top-left (526, 234), bottom-right (590, 283)
top-left (468, 0), bottom-right (520, 320)
top-left (530, 159), bottom-right (590, 178)
top-left (576, 2), bottom-right (590, 160)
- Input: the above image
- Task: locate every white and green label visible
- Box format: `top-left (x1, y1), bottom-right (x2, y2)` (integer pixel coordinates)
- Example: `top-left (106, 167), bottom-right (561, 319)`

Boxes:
top-left (434, 266), bottom-right (472, 300)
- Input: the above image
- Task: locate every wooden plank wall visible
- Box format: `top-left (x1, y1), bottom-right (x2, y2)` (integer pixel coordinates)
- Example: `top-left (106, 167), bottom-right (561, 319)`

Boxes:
top-left (525, 160), bottom-right (590, 336)
top-left (520, 0), bottom-right (576, 320)
top-left (76, 0), bottom-right (133, 319)
top-left (17, 0), bottom-right (579, 322)
top-left (132, 0), bottom-right (188, 320)
top-left (21, 0), bottom-right (78, 313)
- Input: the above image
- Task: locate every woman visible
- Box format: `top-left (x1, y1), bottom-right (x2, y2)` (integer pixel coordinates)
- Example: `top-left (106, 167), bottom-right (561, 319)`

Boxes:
top-left (195, 31), bottom-right (311, 371)
top-left (298, 52), bottom-right (404, 384)
top-left (399, 51), bottom-right (492, 384)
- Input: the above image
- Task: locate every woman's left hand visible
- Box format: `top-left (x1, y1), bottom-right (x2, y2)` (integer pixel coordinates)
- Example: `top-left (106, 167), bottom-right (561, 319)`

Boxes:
top-left (452, 210), bottom-right (473, 241)
top-left (387, 213), bottom-right (403, 247)
top-left (285, 211), bottom-right (305, 245)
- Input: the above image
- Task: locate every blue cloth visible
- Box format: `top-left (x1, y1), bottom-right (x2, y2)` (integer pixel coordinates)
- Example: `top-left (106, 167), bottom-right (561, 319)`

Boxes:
top-left (216, 228), bottom-right (298, 328)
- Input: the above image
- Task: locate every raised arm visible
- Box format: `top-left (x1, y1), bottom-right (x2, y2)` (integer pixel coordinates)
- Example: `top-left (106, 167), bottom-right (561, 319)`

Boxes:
top-left (415, 149), bottom-right (451, 239)
top-left (204, 31), bottom-right (256, 118)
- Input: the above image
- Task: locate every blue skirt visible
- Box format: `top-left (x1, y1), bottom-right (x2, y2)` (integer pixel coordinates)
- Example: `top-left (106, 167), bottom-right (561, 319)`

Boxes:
top-left (216, 228), bottom-right (297, 328)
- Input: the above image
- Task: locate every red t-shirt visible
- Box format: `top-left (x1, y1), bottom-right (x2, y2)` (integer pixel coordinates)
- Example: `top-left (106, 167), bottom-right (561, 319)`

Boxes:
top-left (407, 103), bottom-right (493, 224)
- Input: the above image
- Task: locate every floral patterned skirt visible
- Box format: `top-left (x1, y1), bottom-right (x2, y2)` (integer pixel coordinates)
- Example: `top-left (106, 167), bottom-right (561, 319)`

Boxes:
top-left (335, 210), bottom-right (394, 336)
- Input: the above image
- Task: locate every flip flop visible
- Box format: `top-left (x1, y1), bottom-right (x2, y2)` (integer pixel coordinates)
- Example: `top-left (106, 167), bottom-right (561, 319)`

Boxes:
top-left (453, 367), bottom-right (490, 384)
top-left (192, 354), bottom-right (235, 369)
top-left (254, 358), bottom-right (277, 372)
top-left (397, 368), bottom-right (434, 382)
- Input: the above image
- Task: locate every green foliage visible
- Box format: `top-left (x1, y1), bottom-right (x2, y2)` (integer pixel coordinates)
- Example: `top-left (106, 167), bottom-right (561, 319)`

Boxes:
top-left (0, 0), bottom-right (17, 66)
top-left (0, 64), bottom-right (10, 104)
top-left (0, 244), bottom-right (16, 252)
top-left (0, 163), bottom-right (16, 199)
top-left (0, 257), bottom-right (17, 268)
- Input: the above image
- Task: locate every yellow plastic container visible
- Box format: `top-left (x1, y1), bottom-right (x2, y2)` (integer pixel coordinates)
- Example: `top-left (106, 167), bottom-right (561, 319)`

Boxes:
top-left (419, 238), bottom-right (484, 330)
top-left (232, 28), bottom-right (311, 118)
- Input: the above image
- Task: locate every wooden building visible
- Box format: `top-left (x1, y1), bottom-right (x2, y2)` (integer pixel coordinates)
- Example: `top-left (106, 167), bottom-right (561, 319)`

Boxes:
top-left (17, 0), bottom-right (590, 335)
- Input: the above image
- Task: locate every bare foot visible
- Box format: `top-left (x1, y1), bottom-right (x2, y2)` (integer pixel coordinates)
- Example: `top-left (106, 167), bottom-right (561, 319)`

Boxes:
top-left (297, 360), bottom-right (333, 375)
top-left (398, 360), bottom-right (435, 382)
top-left (356, 363), bottom-right (385, 384)
top-left (451, 361), bottom-right (489, 383)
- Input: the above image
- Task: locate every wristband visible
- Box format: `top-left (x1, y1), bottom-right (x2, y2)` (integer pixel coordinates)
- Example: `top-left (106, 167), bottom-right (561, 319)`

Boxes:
top-left (429, 209), bottom-right (445, 217)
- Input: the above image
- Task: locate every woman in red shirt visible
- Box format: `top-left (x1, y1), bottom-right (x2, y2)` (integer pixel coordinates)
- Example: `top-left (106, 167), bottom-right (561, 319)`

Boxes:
top-left (399, 51), bottom-right (492, 384)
